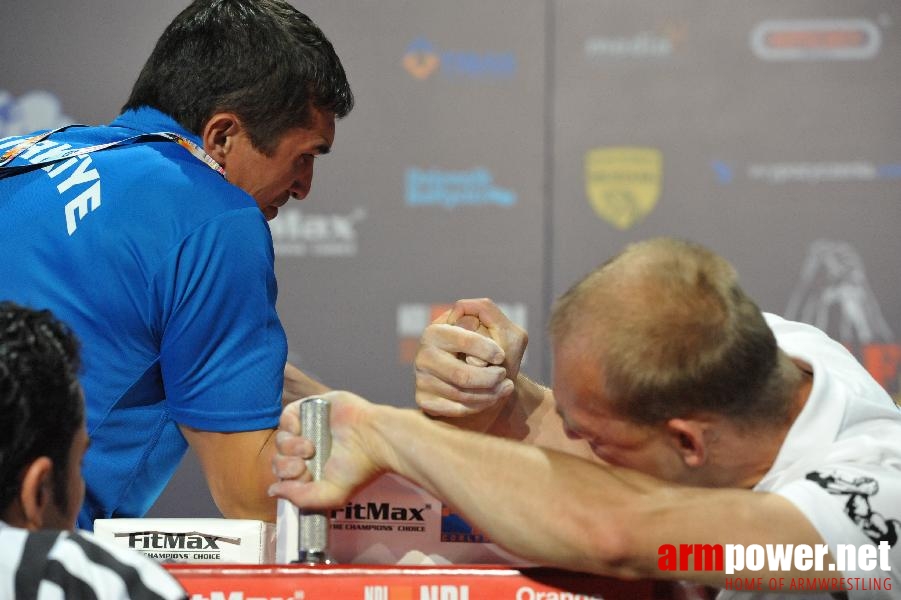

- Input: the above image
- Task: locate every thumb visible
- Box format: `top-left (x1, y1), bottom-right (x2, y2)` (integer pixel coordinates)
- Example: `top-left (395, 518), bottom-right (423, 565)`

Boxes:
top-left (455, 314), bottom-right (481, 332)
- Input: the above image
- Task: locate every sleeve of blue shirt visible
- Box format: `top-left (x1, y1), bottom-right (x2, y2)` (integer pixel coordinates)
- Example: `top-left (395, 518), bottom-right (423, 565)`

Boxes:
top-left (151, 208), bottom-right (287, 432)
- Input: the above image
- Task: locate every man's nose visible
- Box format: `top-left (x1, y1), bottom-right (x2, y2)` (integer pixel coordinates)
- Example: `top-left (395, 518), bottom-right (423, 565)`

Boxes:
top-left (291, 164), bottom-right (314, 199)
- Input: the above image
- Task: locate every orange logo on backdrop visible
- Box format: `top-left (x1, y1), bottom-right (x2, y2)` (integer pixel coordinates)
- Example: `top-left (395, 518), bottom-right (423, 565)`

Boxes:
top-left (403, 53), bottom-right (440, 79)
top-left (403, 39), bottom-right (441, 80)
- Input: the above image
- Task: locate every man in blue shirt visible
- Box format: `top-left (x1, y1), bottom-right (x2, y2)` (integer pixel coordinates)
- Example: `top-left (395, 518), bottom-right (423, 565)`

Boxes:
top-left (0, 0), bottom-right (353, 529)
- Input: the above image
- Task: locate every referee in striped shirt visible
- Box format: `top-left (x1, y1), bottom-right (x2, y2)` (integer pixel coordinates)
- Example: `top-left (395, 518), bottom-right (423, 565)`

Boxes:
top-left (0, 302), bottom-right (186, 599)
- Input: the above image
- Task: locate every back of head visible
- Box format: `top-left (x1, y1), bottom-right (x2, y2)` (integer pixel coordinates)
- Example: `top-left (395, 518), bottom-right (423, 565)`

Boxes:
top-left (124, 0), bottom-right (354, 154)
top-left (0, 302), bottom-right (83, 517)
top-left (549, 238), bottom-right (789, 426)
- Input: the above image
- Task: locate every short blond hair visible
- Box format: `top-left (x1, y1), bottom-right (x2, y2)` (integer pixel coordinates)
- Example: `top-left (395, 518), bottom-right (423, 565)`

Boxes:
top-left (549, 238), bottom-right (794, 425)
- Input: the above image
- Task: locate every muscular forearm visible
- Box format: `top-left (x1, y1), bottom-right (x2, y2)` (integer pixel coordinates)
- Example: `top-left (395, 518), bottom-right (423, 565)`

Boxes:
top-left (274, 393), bottom-right (838, 588)
top-left (367, 405), bottom-right (830, 586)
top-left (458, 373), bottom-right (595, 460)
top-left (485, 373), bottom-right (553, 437)
top-left (283, 362), bottom-right (330, 405)
top-left (369, 403), bottom-right (633, 575)
top-left (429, 372), bottom-right (544, 435)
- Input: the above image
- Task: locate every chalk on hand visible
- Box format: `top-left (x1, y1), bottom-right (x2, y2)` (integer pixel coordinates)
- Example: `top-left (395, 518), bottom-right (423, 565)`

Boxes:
top-left (465, 355), bottom-right (489, 367)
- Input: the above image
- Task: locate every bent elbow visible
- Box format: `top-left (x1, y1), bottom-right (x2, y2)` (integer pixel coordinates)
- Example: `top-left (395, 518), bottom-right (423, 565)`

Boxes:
top-left (210, 480), bottom-right (278, 523)
top-left (580, 513), bottom-right (650, 580)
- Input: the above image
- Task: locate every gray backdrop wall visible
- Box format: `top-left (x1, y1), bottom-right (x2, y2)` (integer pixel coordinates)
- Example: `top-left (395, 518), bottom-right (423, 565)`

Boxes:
top-left (2, 1), bottom-right (899, 518)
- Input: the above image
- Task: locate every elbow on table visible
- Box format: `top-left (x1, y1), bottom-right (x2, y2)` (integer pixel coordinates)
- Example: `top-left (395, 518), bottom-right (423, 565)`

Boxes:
top-left (210, 480), bottom-right (278, 524)
top-left (578, 512), bottom-right (653, 580)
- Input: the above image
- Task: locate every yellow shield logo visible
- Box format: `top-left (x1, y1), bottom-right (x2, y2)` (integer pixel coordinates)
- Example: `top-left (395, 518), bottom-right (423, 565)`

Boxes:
top-left (584, 147), bottom-right (662, 230)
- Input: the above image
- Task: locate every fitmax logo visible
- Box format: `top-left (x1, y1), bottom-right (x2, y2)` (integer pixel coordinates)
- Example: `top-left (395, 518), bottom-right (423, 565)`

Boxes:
top-left (117, 531), bottom-right (240, 550)
top-left (269, 207), bottom-right (366, 257)
top-left (331, 502), bottom-right (427, 522)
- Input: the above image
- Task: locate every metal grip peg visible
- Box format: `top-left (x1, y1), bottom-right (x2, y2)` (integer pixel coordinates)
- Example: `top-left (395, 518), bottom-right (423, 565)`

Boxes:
top-left (297, 396), bottom-right (332, 564)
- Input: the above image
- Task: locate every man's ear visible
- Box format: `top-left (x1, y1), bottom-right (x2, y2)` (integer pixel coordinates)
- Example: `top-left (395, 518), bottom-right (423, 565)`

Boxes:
top-left (18, 457), bottom-right (54, 531)
top-left (665, 418), bottom-right (711, 468)
top-left (202, 113), bottom-right (242, 165)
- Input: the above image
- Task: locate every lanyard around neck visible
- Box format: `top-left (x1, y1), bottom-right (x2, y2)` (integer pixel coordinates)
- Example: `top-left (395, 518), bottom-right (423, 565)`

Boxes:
top-left (0, 124), bottom-right (224, 178)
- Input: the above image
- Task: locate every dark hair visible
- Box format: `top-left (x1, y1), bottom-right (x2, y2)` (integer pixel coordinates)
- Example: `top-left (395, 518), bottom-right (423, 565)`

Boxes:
top-left (124, 0), bottom-right (354, 154)
top-left (0, 302), bottom-right (83, 514)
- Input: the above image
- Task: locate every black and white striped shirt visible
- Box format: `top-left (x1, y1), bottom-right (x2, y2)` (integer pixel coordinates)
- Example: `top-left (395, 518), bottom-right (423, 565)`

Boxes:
top-left (0, 523), bottom-right (186, 600)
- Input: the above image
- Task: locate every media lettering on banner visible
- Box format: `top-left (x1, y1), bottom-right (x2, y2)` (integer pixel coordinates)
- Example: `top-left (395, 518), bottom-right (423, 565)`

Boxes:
top-left (583, 22), bottom-right (686, 60)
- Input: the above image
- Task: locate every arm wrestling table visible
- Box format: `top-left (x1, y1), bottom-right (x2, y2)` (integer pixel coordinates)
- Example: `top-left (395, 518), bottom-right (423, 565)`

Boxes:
top-left (164, 563), bottom-right (681, 600)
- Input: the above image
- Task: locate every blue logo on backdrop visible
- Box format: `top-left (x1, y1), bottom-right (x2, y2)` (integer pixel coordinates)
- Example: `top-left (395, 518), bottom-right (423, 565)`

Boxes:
top-left (711, 159), bottom-right (901, 184)
top-left (402, 38), bottom-right (517, 80)
top-left (711, 161), bottom-right (734, 184)
top-left (0, 90), bottom-right (73, 137)
top-left (405, 168), bottom-right (517, 209)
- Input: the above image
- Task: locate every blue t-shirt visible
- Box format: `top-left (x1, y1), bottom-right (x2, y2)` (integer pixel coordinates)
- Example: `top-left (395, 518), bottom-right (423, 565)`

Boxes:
top-left (0, 108), bottom-right (287, 529)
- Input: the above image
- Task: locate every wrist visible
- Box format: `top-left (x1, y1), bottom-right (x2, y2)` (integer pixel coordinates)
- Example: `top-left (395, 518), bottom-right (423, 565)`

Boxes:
top-left (364, 403), bottom-right (418, 474)
top-left (512, 373), bottom-right (547, 409)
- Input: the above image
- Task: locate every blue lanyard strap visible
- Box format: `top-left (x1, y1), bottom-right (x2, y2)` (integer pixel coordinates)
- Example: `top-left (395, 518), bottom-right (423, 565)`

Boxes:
top-left (0, 124), bottom-right (224, 178)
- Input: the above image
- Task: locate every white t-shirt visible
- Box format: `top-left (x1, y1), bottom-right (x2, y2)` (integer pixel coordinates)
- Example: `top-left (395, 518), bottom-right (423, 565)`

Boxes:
top-left (719, 314), bottom-right (901, 599)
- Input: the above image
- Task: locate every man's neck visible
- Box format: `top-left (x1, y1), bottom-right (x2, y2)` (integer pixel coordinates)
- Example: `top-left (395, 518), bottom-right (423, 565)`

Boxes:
top-left (705, 364), bottom-right (814, 489)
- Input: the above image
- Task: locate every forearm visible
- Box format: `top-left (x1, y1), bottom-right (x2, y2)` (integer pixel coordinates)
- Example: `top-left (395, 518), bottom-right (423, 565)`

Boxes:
top-left (454, 373), bottom-right (595, 459)
top-left (368, 405), bottom-right (831, 586)
top-left (283, 362), bottom-right (330, 405)
top-left (273, 393), bottom-right (836, 588)
top-left (487, 373), bottom-right (555, 438)
top-left (369, 403), bottom-right (634, 574)
top-left (429, 372), bottom-right (543, 435)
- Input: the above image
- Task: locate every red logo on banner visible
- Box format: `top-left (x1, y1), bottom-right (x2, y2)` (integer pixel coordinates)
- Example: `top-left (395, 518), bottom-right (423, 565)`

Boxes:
top-left (751, 19), bottom-right (881, 61)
